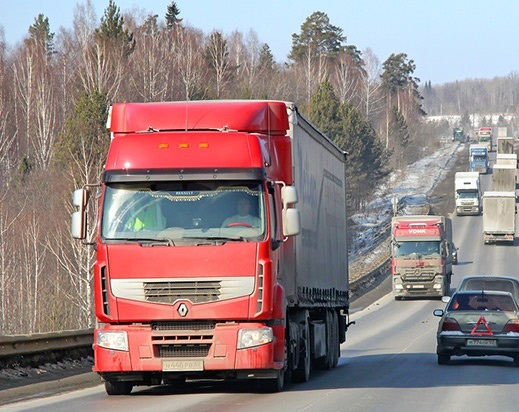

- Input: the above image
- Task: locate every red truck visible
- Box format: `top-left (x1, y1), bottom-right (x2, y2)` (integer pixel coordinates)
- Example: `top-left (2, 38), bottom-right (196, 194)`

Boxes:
top-left (391, 215), bottom-right (455, 299)
top-left (71, 100), bottom-right (351, 395)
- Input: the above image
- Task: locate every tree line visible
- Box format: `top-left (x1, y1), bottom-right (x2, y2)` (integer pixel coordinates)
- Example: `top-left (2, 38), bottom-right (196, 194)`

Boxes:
top-left (0, 1), bottom-right (432, 334)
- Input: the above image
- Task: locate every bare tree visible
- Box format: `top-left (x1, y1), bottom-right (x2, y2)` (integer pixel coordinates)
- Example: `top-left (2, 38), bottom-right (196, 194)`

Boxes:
top-left (205, 30), bottom-right (234, 98)
top-left (361, 47), bottom-right (385, 122)
top-left (129, 15), bottom-right (171, 102)
top-left (173, 25), bottom-right (206, 100)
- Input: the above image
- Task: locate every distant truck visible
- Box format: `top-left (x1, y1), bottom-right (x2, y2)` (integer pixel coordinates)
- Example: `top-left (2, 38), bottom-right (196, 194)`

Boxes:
top-left (492, 164), bottom-right (516, 192)
top-left (497, 137), bottom-right (515, 155)
top-left (482, 191), bottom-right (516, 244)
top-left (469, 144), bottom-right (489, 174)
top-left (391, 215), bottom-right (455, 299)
top-left (477, 126), bottom-right (493, 152)
top-left (452, 127), bottom-right (466, 143)
top-left (454, 172), bottom-right (481, 216)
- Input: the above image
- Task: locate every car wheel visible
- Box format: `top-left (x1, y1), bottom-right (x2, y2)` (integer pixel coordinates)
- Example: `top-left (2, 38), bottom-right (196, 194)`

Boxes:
top-left (437, 353), bottom-right (450, 365)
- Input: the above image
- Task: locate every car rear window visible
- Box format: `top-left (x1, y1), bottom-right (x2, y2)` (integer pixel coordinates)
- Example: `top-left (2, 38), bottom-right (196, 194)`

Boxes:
top-left (449, 293), bottom-right (517, 312)
top-left (461, 279), bottom-right (515, 295)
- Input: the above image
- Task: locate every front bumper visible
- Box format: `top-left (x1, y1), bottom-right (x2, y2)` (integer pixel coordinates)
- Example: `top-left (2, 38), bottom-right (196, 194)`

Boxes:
top-left (456, 205), bottom-right (480, 215)
top-left (93, 322), bottom-right (284, 378)
top-left (393, 277), bottom-right (446, 298)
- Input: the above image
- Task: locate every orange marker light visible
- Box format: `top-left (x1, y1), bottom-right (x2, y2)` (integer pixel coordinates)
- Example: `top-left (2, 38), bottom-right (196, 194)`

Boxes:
top-left (199, 142), bottom-right (209, 148)
top-left (179, 143), bottom-right (189, 148)
top-left (158, 143), bottom-right (169, 149)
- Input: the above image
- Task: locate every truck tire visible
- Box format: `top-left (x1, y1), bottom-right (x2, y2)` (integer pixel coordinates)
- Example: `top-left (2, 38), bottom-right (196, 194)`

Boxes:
top-left (292, 311), bottom-right (311, 383)
top-left (105, 381), bottom-right (133, 395)
top-left (257, 369), bottom-right (284, 393)
top-left (314, 310), bottom-right (334, 370)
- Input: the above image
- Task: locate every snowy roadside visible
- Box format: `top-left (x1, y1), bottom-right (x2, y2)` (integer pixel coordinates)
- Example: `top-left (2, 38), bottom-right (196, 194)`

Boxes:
top-left (348, 139), bottom-right (463, 284)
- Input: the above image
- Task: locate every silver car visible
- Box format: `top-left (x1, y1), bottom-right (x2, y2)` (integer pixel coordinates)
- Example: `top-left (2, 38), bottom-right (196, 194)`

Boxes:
top-left (434, 290), bottom-right (519, 365)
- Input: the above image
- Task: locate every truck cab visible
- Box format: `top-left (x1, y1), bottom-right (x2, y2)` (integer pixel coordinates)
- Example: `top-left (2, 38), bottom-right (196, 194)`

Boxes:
top-left (469, 144), bottom-right (489, 174)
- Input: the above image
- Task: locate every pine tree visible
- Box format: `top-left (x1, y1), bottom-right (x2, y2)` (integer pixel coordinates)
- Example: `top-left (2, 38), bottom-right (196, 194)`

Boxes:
top-left (95, 0), bottom-right (135, 57)
top-left (303, 78), bottom-right (341, 142)
top-left (165, 1), bottom-right (183, 30)
top-left (289, 11), bottom-right (345, 62)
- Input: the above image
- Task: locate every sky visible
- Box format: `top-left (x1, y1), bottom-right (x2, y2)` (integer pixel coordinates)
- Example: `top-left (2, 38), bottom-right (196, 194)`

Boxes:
top-left (0, 0), bottom-right (518, 85)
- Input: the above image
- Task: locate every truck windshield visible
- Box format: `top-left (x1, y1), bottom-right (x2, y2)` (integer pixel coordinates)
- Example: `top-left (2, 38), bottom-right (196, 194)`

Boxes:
top-left (393, 241), bottom-right (441, 257)
top-left (101, 181), bottom-right (266, 243)
top-left (473, 155), bottom-right (487, 161)
top-left (457, 192), bottom-right (478, 199)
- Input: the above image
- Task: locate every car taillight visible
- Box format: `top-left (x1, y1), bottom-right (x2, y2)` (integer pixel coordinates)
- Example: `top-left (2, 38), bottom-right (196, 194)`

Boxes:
top-left (503, 319), bottom-right (519, 333)
top-left (441, 318), bottom-right (461, 331)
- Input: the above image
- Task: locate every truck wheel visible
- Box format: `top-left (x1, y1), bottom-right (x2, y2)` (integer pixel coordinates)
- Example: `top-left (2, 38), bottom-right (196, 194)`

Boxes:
top-left (292, 313), bottom-right (311, 383)
top-left (257, 369), bottom-right (284, 393)
top-left (105, 381), bottom-right (133, 395)
top-left (314, 310), bottom-right (334, 370)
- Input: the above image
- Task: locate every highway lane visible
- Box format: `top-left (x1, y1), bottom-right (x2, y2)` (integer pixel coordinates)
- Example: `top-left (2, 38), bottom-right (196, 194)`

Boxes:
top-left (6, 147), bottom-right (519, 411)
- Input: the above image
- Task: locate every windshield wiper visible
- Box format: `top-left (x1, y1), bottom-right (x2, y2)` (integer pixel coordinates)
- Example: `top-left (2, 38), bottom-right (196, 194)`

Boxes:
top-left (113, 237), bottom-right (175, 246)
top-left (183, 235), bottom-right (247, 244)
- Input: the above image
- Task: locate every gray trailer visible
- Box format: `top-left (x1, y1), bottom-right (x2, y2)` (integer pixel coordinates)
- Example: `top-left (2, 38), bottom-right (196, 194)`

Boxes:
top-left (483, 191), bottom-right (516, 244)
top-left (286, 102), bottom-right (349, 308)
top-left (492, 164), bottom-right (516, 192)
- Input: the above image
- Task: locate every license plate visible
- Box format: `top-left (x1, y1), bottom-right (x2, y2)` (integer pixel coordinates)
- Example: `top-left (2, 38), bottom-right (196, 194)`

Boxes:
top-left (411, 285), bottom-right (425, 289)
top-left (466, 339), bottom-right (497, 347)
top-left (162, 359), bottom-right (204, 371)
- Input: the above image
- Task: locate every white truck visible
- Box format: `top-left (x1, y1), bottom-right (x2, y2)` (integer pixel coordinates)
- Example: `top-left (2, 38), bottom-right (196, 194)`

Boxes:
top-left (492, 164), bottom-right (516, 192)
top-left (454, 172), bottom-right (481, 216)
top-left (482, 191), bottom-right (516, 244)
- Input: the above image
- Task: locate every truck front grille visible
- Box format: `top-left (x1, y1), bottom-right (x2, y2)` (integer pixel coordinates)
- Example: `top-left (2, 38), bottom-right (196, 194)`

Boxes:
top-left (110, 277), bottom-right (255, 305)
top-left (159, 344), bottom-right (211, 358)
top-left (144, 281), bottom-right (220, 304)
top-left (151, 321), bottom-right (215, 359)
top-left (402, 268), bottom-right (435, 281)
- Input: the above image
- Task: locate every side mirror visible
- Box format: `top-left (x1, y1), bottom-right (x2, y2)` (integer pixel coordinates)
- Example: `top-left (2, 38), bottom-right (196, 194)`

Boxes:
top-left (71, 188), bottom-right (90, 240)
top-left (281, 185), bottom-right (298, 207)
top-left (283, 208), bottom-right (301, 237)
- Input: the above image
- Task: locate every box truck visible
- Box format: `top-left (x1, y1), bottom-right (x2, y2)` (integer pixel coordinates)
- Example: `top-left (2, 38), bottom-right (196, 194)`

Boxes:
top-left (454, 172), bottom-right (481, 216)
top-left (482, 191), bottom-right (516, 244)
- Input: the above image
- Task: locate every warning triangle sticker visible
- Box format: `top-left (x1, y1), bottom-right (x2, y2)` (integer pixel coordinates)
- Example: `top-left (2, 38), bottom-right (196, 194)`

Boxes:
top-left (471, 315), bottom-right (493, 336)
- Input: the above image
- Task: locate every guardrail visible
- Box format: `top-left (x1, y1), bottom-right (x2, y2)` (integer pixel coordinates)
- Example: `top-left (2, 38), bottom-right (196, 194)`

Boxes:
top-left (0, 329), bottom-right (93, 368)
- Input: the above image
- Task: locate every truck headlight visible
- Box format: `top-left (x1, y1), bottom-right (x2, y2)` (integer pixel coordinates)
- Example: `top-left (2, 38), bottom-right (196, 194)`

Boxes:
top-left (237, 327), bottom-right (273, 349)
top-left (97, 330), bottom-right (129, 351)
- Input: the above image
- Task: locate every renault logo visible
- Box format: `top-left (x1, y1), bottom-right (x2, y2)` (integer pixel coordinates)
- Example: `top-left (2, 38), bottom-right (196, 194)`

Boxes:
top-left (177, 303), bottom-right (189, 317)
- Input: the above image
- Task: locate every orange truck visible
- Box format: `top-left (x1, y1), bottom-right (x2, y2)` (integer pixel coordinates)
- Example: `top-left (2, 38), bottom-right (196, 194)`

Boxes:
top-left (71, 100), bottom-right (351, 395)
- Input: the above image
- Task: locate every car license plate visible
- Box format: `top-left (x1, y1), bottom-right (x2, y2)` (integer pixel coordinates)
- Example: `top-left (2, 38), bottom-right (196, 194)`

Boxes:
top-left (466, 339), bottom-right (497, 347)
top-left (162, 359), bottom-right (204, 371)
top-left (411, 285), bottom-right (425, 289)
